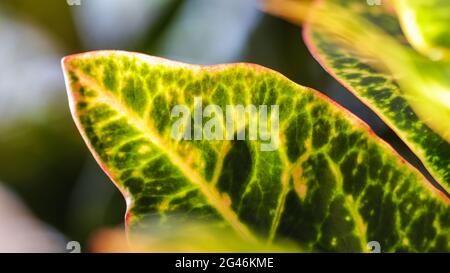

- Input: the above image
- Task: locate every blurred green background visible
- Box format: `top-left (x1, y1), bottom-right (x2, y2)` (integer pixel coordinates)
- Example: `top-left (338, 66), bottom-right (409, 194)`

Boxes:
top-left (0, 0), bottom-right (426, 252)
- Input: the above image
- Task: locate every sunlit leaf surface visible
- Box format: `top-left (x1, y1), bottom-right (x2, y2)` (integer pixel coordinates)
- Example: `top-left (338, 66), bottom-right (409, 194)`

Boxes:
top-left (63, 51), bottom-right (449, 252)
top-left (394, 0), bottom-right (450, 61)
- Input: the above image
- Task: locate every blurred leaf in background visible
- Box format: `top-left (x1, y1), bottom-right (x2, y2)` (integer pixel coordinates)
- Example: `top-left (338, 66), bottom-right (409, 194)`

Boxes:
top-left (89, 217), bottom-right (301, 253)
top-left (1, 0), bottom-right (82, 51)
top-left (0, 2), bottom-right (88, 245)
top-left (0, 0), bottom-right (121, 247)
top-left (0, 183), bottom-right (65, 252)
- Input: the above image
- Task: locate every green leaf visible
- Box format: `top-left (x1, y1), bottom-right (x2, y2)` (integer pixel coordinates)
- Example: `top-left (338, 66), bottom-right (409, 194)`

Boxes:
top-left (1, 0), bottom-right (82, 51)
top-left (62, 51), bottom-right (449, 252)
top-left (393, 0), bottom-right (450, 61)
top-left (303, 0), bottom-right (450, 194)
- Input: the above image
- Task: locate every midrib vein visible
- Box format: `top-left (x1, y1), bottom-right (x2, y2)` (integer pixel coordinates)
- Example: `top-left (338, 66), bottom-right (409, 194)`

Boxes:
top-left (70, 65), bottom-right (257, 243)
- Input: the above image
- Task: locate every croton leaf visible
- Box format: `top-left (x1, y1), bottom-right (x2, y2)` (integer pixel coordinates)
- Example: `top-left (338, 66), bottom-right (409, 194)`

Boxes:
top-left (62, 51), bottom-right (449, 252)
top-left (303, 0), bottom-right (450, 194)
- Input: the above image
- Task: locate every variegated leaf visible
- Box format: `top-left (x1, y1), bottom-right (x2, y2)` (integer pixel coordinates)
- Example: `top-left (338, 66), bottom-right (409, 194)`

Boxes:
top-left (62, 51), bottom-right (449, 252)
